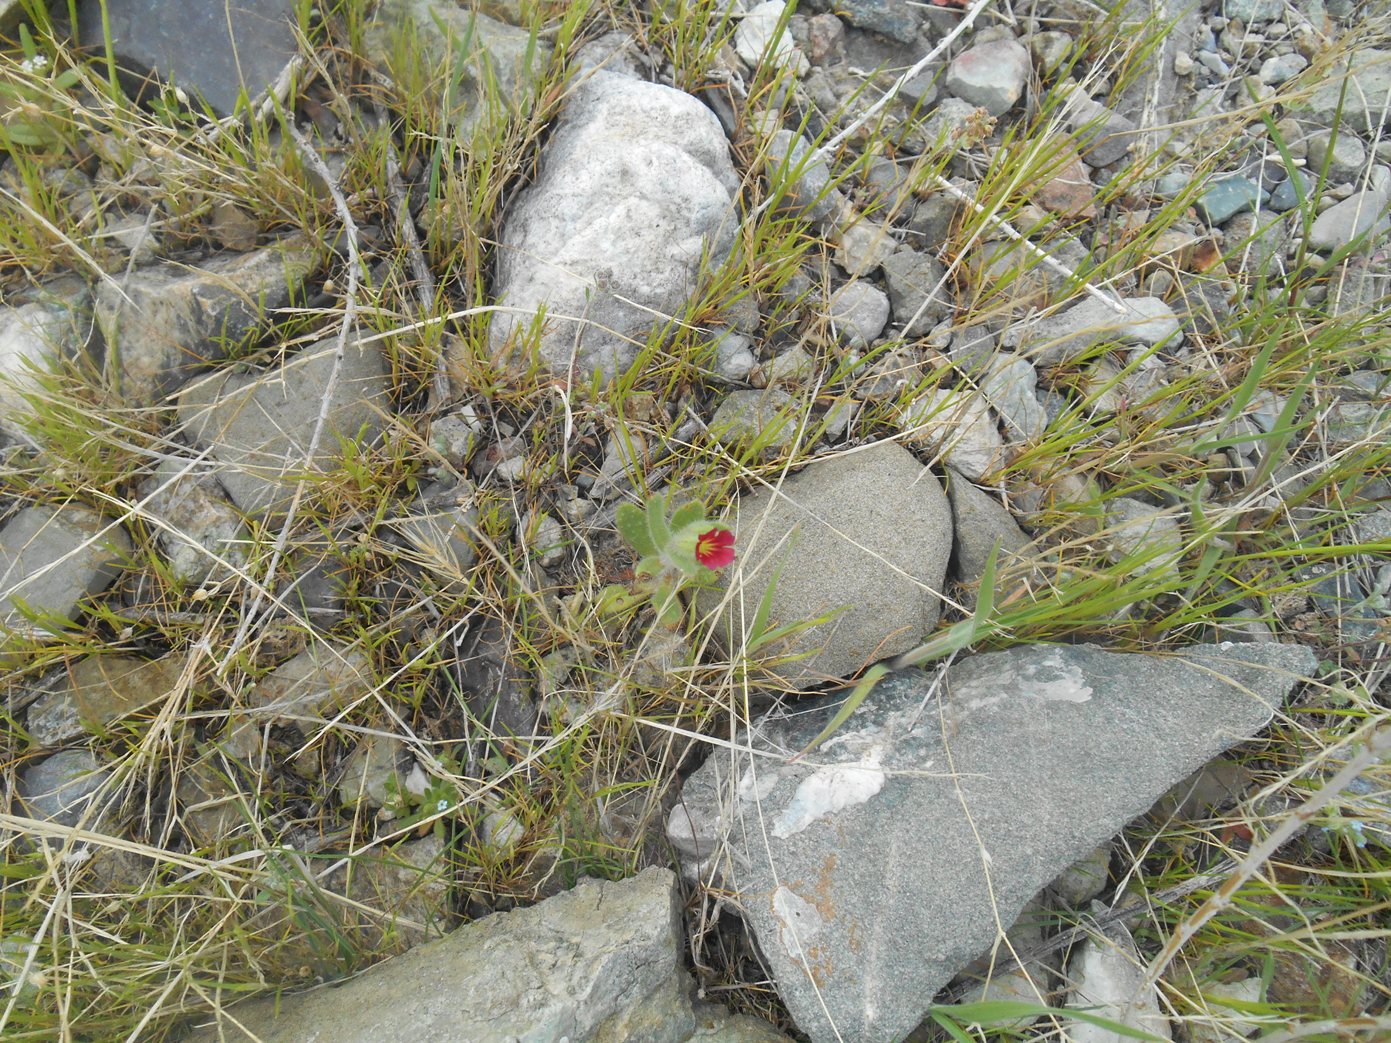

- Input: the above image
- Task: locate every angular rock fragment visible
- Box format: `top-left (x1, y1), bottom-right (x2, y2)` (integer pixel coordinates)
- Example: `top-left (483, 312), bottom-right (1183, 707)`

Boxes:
top-left (0, 505), bottom-right (130, 640)
top-left (672, 642), bottom-right (1314, 1041)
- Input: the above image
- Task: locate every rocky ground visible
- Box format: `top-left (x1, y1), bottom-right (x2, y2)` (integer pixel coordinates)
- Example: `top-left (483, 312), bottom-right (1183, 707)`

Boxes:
top-left (2, 0), bottom-right (1391, 1040)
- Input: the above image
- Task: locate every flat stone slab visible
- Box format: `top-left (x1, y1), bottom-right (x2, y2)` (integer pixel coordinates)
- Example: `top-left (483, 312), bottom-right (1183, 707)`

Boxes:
top-left (176, 336), bottom-right (390, 520)
top-left (671, 641), bottom-right (1315, 1042)
top-left (0, 505), bottom-right (130, 639)
top-left (182, 867), bottom-right (708, 1043)
top-left (74, 0), bottom-right (299, 115)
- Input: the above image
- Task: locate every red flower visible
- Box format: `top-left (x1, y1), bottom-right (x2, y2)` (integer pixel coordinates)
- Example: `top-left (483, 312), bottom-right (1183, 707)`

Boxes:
top-left (694, 527), bottom-right (735, 570)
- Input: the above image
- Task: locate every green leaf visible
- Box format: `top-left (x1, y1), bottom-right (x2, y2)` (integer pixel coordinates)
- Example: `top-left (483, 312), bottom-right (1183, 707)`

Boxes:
top-left (791, 664), bottom-right (889, 761)
top-left (616, 502), bottom-right (656, 557)
top-left (892, 545), bottom-right (1000, 669)
top-left (645, 493), bottom-right (672, 553)
top-left (670, 500), bottom-right (705, 531)
top-left (930, 1000), bottom-right (1168, 1041)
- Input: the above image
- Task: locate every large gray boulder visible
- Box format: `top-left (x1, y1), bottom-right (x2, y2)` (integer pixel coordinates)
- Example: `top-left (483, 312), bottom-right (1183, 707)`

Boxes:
top-left (176, 336), bottom-right (390, 519)
top-left (695, 441), bottom-right (953, 690)
top-left (180, 866), bottom-right (788, 1042)
top-left (488, 70), bottom-right (739, 381)
top-left (670, 641), bottom-right (1315, 1042)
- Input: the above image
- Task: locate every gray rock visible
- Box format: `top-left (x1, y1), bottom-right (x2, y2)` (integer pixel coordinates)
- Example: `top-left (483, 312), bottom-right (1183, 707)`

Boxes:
top-left (1259, 53), bottom-right (1308, 85)
top-left (490, 71), bottom-right (738, 380)
top-left (1307, 186), bottom-right (1390, 252)
top-left (387, 479), bottom-right (479, 587)
top-left (221, 641), bottom-right (376, 762)
top-left (945, 469), bottom-right (1030, 585)
top-left (365, 1), bottom-right (552, 137)
top-left (1050, 842), bottom-right (1112, 908)
top-left (764, 345), bottom-right (815, 385)
top-left (1286, 47), bottom-right (1391, 135)
top-left (17, 748), bottom-right (110, 829)
top-left (965, 234), bottom-right (1093, 318)
top-left (713, 328), bottom-right (758, 380)
top-left (709, 389), bottom-right (798, 452)
top-left (1195, 176), bottom-right (1267, 225)
top-left (980, 355), bottom-right (1047, 441)
top-left (696, 442), bottom-right (952, 689)
top-left (176, 335), bottom-right (390, 520)
top-left (1006, 296), bottom-right (1182, 368)
top-left (1065, 912), bottom-right (1172, 1043)
top-left (0, 505), bottom-right (130, 638)
top-left (1352, 506), bottom-right (1391, 546)
top-left (832, 212), bottom-right (896, 274)
top-left (880, 248), bottom-right (950, 335)
top-left (139, 458), bottom-right (251, 587)
top-left (181, 867), bottom-right (704, 1043)
top-left (0, 294), bottom-right (92, 438)
top-left (75, 0), bottom-right (299, 115)
top-left (338, 735), bottom-right (408, 811)
top-left (945, 39), bottom-right (1030, 117)
top-left (835, 0), bottom-right (920, 43)
top-left (456, 615), bottom-right (539, 741)
top-left (1307, 130), bottom-right (1367, 183)
top-left (764, 130), bottom-right (842, 226)
top-left (826, 280), bottom-right (890, 346)
top-left (1065, 95), bottom-right (1138, 167)
top-left (428, 407), bottom-right (483, 470)
top-left (95, 237), bottom-right (317, 408)
top-left (1223, 0), bottom-right (1285, 21)
top-left (26, 653), bottom-right (188, 747)
top-left (900, 387), bottom-right (1005, 481)
top-left (734, 1), bottom-right (808, 76)
top-left (1105, 497), bottom-right (1183, 578)
top-left (671, 642), bottom-right (1314, 1042)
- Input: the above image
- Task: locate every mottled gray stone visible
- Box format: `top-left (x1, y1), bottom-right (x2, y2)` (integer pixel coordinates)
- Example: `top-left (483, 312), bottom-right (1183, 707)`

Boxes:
top-left (672, 642), bottom-right (1314, 1042)
top-left (17, 748), bottom-right (110, 829)
top-left (0, 505), bottom-right (130, 638)
top-left (221, 641), bottom-right (376, 762)
top-left (0, 294), bottom-right (92, 438)
top-left (1105, 497), bottom-right (1183, 578)
top-left (95, 238), bottom-right (318, 407)
top-left (881, 248), bottom-right (950, 336)
top-left (734, 1), bottom-right (807, 75)
top-left (945, 469), bottom-right (1031, 586)
top-left (835, 0), bottom-right (920, 43)
top-left (139, 458), bottom-right (251, 587)
top-left (946, 39), bottom-right (1029, 117)
top-left (176, 336), bottom-right (390, 520)
top-left (1065, 95), bottom-right (1138, 167)
top-left (709, 389), bottom-right (798, 452)
top-left (980, 355), bottom-right (1047, 441)
top-left (74, 0), bottom-right (299, 115)
top-left (1006, 295), bottom-right (1182, 368)
top-left (900, 387), bottom-right (1005, 481)
top-left (489, 71), bottom-right (738, 380)
top-left (387, 479), bottom-right (479, 587)
top-left (365, 1), bottom-right (552, 137)
top-left (26, 653), bottom-right (188, 747)
top-left (1286, 47), bottom-right (1391, 135)
top-left (1307, 129), bottom-right (1368, 183)
top-left (825, 280), bottom-right (889, 346)
top-left (696, 442), bottom-right (952, 689)
top-left (181, 867), bottom-right (703, 1043)
top-left (1308, 186), bottom-right (1391, 253)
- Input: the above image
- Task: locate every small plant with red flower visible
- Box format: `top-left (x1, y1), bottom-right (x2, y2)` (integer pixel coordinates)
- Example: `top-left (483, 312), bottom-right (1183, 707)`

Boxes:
top-left (607, 494), bottom-right (735, 626)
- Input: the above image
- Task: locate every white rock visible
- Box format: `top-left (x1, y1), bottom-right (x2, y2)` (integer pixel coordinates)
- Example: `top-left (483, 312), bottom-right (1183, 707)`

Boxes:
top-left (735, 1), bottom-right (808, 76)
top-left (0, 299), bottom-right (87, 437)
top-left (946, 39), bottom-right (1030, 117)
top-left (1066, 913), bottom-right (1173, 1043)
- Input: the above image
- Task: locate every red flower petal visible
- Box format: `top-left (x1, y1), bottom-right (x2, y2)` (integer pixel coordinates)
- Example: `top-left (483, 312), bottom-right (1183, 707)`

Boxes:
top-left (695, 527), bottom-right (735, 569)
